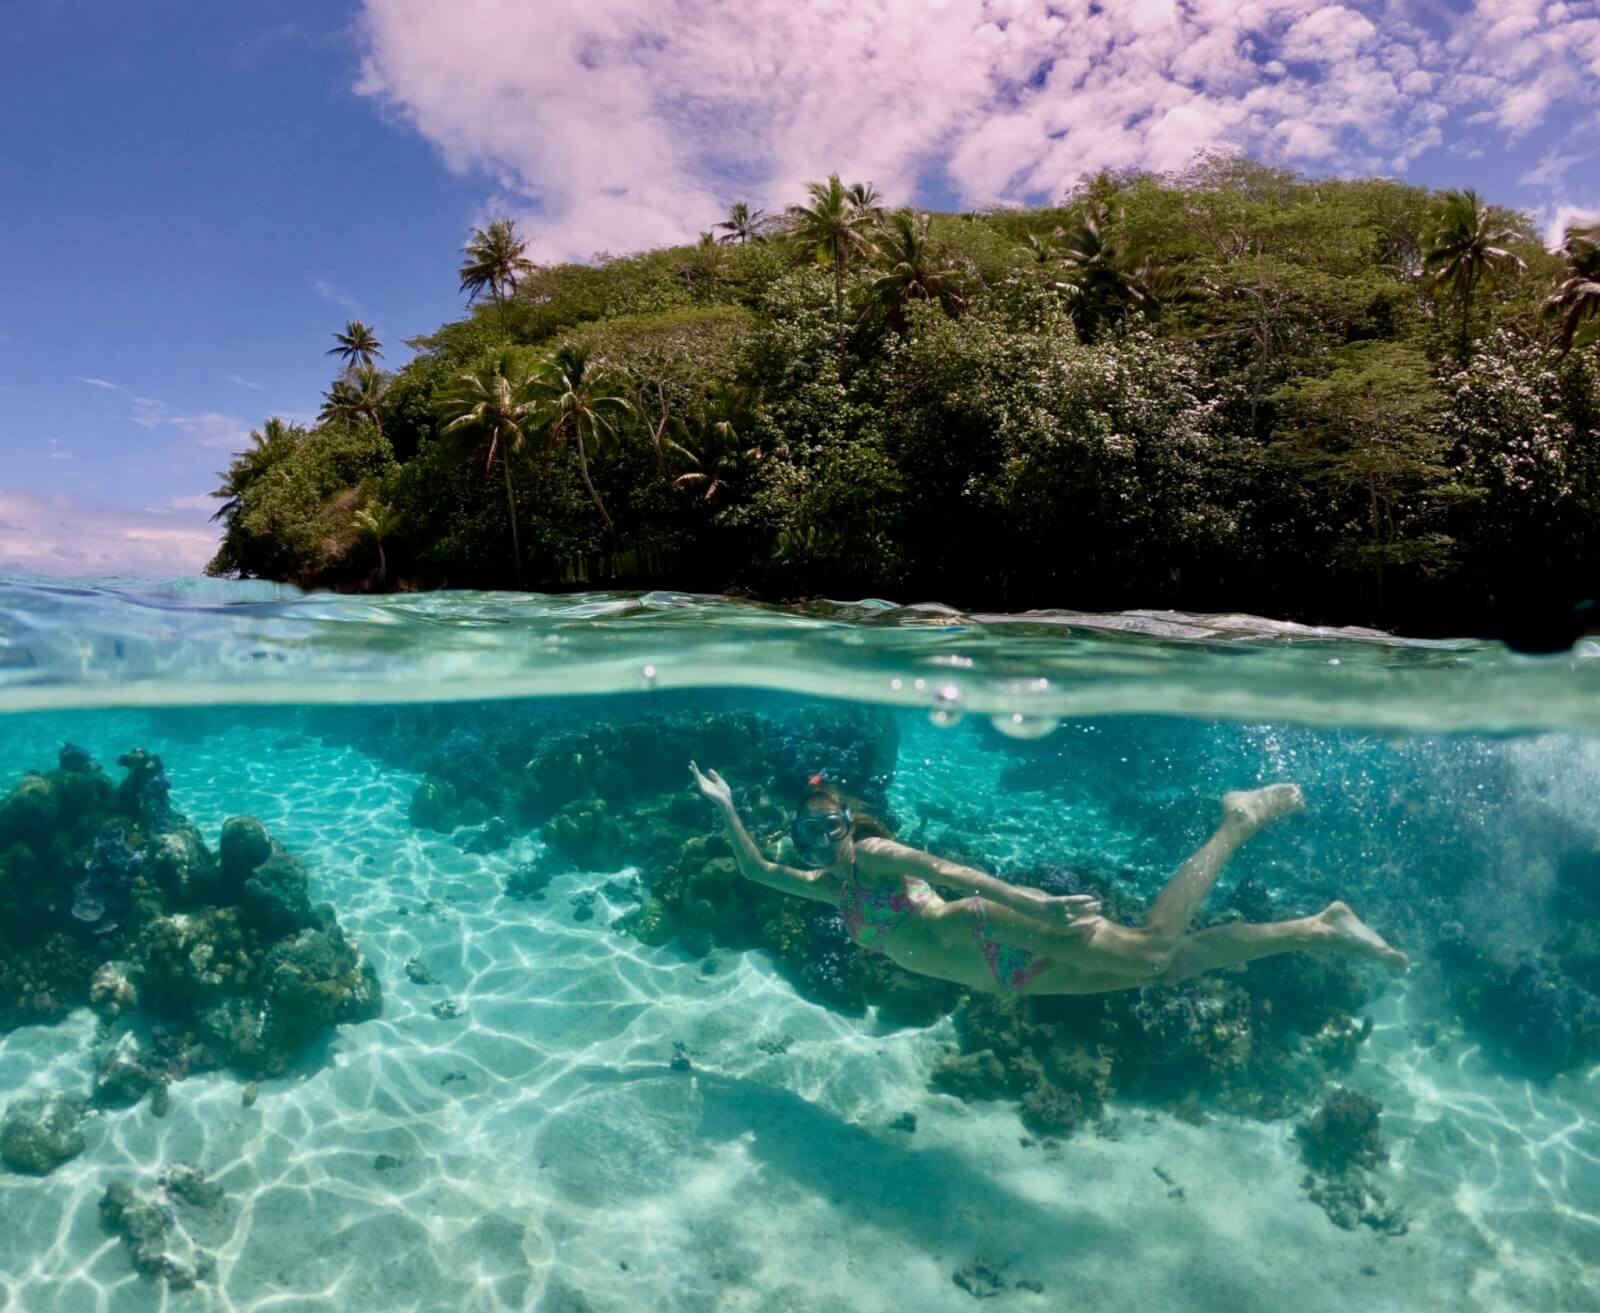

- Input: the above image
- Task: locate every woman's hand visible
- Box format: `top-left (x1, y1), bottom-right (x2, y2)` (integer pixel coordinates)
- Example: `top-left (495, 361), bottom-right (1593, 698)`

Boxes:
top-left (688, 761), bottom-right (733, 809)
top-left (1012, 886), bottom-right (1103, 926)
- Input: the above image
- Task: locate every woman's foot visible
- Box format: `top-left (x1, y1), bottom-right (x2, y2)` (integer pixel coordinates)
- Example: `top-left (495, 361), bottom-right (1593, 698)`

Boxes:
top-left (1317, 900), bottom-right (1409, 972)
top-left (1222, 783), bottom-right (1305, 834)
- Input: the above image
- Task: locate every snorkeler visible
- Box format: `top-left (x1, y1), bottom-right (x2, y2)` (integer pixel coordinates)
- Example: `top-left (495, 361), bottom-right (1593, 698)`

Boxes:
top-left (687, 764), bottom-right (1408, 997)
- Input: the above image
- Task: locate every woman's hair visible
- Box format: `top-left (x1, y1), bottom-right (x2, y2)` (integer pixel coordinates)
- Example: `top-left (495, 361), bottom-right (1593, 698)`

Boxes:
top-left (796, 775), bottom-right (894, 841)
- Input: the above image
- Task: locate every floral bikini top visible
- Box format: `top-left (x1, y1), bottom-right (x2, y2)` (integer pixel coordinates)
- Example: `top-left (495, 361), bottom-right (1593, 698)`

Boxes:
top-left (837, 865), bottom-right (935, 952)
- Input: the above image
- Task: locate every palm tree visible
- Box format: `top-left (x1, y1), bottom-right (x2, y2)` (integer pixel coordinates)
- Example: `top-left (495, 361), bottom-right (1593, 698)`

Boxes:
top-left (783, 174), bottom-right (877, 329)
top-left (1543, 222), bottom-right (1600, 355)
top-left (846, 181), bottom-right (885, 221)
top-left (459, 218), bottom-right (537, 336)
top-left (351, 501), bottom-right (401, 586)
top-left (327, 320), bottom-right (383, 372)
top-left (436, 352), bottom-right (542, 586)
top-left (211, 417), bottom-right (300, 522)
top-left (714, 202), bottom-right (766, 244)
top-left (1422, 189), bottom-right (1527, 356)
top-left (531, 345), bottom-right (635, 539)
top-left (866, 210), bottom-right (966, 331)
top-left (1024, 229), bottom-right (1062, 264)
top-left (318, 366), bottom-right (390, 437)
top-left (666, 384), bottom-right (762, 503)
top-left (1055, 203), bottom-right (1152, 340)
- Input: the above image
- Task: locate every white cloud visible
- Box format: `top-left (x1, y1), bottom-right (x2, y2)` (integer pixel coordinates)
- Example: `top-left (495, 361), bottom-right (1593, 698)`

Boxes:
top-left (79, 376), bottom-right (253, 453)
top-left (1542, 201), bottom-right (1600, 248)
top-left (227, 372), bottom-right (266, 390)
top-left (0, 490), bottom-right (218, 577)
top-left (353, 0), bottom-right (1596, 261)
top-left (312, 278), bottom-right (367, 316)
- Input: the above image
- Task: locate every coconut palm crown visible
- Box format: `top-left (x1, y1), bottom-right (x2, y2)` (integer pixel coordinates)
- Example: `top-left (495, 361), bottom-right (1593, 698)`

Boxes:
top-left (437, 352), bottom-right (543, 585)
top-left (318, 366), bottom-right (390, 437)
top-left (1543, 222), bottom-right (1600, 355)
top-left (783, 174), bottom-right (880, 327)
top-left (867, 210), bottom-right (966, 331)
top-left (714, 202), bottom-right (767, 245)
top-left (459, 218), bottom-right (537, 335)
top-left (1422, 189), bottom-right (1527, 354)
top-left (327, 320), bottom-right (383, 372)
top-left (531, 344), bottom-right (635, 539)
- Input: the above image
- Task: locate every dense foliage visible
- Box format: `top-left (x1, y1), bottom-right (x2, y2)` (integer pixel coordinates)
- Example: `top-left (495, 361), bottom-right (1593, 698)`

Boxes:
top-left (207, 157), bottom-right (1600, 638)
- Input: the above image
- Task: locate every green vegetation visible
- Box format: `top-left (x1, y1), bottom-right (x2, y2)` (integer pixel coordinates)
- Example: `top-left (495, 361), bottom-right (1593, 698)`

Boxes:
top-left (206, 157), bottom-right (1600, 636)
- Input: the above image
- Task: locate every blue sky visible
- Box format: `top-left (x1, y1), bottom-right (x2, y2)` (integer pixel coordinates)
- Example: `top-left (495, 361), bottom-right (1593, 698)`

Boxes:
top-left (2, 0), bottom-right (1597, 576)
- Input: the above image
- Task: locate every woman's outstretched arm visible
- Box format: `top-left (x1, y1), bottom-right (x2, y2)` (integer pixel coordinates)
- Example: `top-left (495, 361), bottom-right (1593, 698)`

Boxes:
top-left (859, 838), bottom-right (1101, 927)
top-left (689, 763), bottom-right (837, 905)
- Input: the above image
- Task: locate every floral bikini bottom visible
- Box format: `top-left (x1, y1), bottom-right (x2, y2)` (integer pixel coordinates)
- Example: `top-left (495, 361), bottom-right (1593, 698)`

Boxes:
top-left (969, 893), bottom-right (1052, 995)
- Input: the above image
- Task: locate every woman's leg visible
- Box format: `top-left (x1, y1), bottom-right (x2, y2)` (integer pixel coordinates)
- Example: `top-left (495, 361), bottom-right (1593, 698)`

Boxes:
top-left (1155, 901), bottom-right (1409, 983)
top-left (930, 785), bottom-right (1307, 981)
top-left (1142, 784), bottom-right (1304, 943)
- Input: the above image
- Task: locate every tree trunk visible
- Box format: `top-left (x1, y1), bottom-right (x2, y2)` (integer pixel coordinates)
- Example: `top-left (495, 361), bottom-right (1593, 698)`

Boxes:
top-left (834, 249), bottom-right (846, 340)
top-left (500, 437), bottom-right (525, 587)
top-left (647, 381), bottom-right (670, 476)
top-left (1458, 268), bottom-right (1478, 361)
top-left (575, 429), bottom-right (616, 539)
top-left (376, 542), bottom-right (387, 587)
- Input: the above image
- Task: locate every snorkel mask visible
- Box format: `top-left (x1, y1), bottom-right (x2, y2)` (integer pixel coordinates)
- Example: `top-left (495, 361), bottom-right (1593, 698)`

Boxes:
top-left (792, 773), bottom-right (851, 867)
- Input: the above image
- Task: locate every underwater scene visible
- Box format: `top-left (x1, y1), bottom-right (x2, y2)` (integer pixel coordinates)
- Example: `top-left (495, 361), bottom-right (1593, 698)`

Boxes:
top-left (1, 580), bottom-right (1598, 1313)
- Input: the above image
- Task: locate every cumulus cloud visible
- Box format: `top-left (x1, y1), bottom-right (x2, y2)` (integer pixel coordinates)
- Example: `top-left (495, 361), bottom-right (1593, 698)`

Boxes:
top-left (353, 0), bottom-right (1597, 261)
top-left (1542, 201), bottom-right (1600, 248)
top-left (0, 490), bottom-right (218, 577)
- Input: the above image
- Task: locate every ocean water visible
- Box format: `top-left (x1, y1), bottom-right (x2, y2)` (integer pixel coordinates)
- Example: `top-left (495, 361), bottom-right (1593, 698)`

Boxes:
top-left (1, 577), bottom-right (1598, 1313)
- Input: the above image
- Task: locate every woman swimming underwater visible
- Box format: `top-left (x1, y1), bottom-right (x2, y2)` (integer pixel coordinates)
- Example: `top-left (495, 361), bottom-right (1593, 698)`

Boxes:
top-left (688, 764), bottom-right (1407, 997)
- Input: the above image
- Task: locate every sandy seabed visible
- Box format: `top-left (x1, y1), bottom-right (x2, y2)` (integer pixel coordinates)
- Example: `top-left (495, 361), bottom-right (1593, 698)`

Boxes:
top-left (0, 719), bottom-right (1597, 1313)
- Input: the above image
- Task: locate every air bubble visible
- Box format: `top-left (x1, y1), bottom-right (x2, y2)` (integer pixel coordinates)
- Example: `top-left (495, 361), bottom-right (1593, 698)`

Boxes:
top-left (929, 683), bottom-right (964, 728)
top-left (991, 712), bottom-right (1060, 740)
top-left (640, 664), bottom-right (658, 689)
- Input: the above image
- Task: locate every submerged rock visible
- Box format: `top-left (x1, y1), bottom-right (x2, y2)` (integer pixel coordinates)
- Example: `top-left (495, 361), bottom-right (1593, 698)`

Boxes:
top-left (100, 1176), bottom-right (220, 1289)
top-left (0, 1091), bottom-right (86, 1175)
top-left (953, 1256), bottom-right (1008, 1299)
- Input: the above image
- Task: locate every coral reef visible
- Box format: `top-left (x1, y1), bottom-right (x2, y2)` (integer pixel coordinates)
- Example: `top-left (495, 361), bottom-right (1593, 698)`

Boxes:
top-left (100, 1165), bottom-right (226, 1289)
top-left (1437, 921), bottom-right (1600, 1078)
top-left (0, 745), bottom-right (382, 1087)
top-left (0, 1090), bottom-right (87, 1175)
top-left (385, 702), bottom-right (900, 839)
top-left (1301, 1173), bottom-right (1409, 1236)
top-left (1295, 1087), bottom-right (1387, 1174)
top-left (1295, 1088), bottom-right (1406, 1235)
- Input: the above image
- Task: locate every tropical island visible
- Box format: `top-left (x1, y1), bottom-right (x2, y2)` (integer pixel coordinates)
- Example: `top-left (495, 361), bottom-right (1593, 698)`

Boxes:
top-left (206, 155), bottom-right (1600, 640)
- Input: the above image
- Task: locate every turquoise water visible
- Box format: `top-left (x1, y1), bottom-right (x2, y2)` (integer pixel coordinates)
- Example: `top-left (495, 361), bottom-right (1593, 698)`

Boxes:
top-left (1, 577), bottom-right (1598, 1312)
